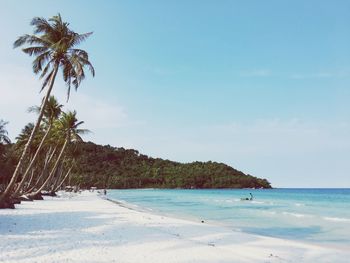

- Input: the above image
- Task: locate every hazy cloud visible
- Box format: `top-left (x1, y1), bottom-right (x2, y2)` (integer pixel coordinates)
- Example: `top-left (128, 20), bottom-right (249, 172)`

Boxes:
top-left (0, 65), bottom-right (130, 141)
top-left (122, 119), bottom-right (350, 187)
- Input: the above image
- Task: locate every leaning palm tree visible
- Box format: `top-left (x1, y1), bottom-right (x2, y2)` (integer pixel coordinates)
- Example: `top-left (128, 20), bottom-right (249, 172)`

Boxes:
top-left (0, 120), bottom-right (11, 144)
top-left (28, 110), bottom-right (89, 199)
top-left (13, 96), bottom-right (63, 196)
top-left (51, 143), bottom-right (80, 192)
top-left (0, 14), bottom-right (94, 205)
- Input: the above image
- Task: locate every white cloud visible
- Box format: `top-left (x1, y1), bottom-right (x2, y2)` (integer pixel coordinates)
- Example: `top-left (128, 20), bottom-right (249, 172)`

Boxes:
top-left (0, 65), bottom-right (131, 141)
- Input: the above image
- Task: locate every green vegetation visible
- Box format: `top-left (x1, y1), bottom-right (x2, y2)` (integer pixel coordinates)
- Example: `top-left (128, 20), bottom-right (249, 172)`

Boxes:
top-left (0, 120), bottom-right (16, 191)
top-left (1, 139), bottom-right (271, 195)
top-left (0, 102), bottom-right (89, 206)
top-left (69, 142), bottom-right (271, 189)
top-left (0, 13), bottom-right (94, 208)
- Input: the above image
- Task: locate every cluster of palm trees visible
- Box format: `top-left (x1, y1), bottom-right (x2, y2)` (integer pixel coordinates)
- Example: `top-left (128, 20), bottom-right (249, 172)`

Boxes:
top-left (0, 121), bottom-right (11, 146)
top-left (0, 14), bottom-right (94, 208)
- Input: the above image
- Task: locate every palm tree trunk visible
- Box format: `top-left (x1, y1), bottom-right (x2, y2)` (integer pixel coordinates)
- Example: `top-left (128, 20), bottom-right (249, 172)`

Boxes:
top-left (0, 63), bottom-right (59, 205)
top-left (51, 160), bottom-right (66, 191)
top-left (48, 159), bottom-right (63, 191)
top-left (25, 168), bottom-right (36, 192)
top-left (13, 123), bottom-right (53, 197)
top-left (28, 137), bottom-right (68, 198)
top-left (25, 146), bottom-right (57, 194)
top-left (53, 166), bottom-right (73, 192)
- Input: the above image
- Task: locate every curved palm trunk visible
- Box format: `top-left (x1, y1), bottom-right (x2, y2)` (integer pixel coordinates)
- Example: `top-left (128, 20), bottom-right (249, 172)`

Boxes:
top-left (25, 168), bottom-right (36, 192)
top-left (0, 63), bottom-right (59, 205)
top-left (25, 146), bottom-right (57, 194)
top-left (53, 166), bottom-right (73, 192)
top-left (51, 160), bottom-right (65, 191)
top-left (28, 137), bottom-right (68, 198)
top-left (48, 159), bottom-right (63, 190)
top-left (13, 123), bottom-right (53, 197)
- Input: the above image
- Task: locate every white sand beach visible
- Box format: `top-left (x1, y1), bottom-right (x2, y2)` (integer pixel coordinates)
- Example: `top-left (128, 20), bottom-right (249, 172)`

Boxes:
top-left (0, 191), bottom-right (349, 263)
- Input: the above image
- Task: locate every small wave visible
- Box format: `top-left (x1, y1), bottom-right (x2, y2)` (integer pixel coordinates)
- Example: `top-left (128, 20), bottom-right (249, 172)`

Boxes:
top-left (250, 201), bottom-right (265, 204)
top-left (294, 203), bottom-right (304, 207)
top-left (323, 217), bottom-right (350, 223)
top-left (282, 212), bottom-right (309, 218)
top-left (224, 199), bottom-right (241, 203)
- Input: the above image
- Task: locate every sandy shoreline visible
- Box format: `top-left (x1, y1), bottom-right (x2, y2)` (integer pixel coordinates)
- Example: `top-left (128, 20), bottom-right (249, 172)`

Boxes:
top-left (0, 191), bottom-right (348, 263)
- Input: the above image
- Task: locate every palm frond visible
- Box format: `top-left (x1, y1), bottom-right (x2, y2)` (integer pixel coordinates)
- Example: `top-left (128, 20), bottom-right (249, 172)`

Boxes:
top-left (78, 57), bottom-right (95, 77)
top-left (22, 46), bottom-right (48, 56)
top-left (31, 17), bottom-right (53, 34)
top-left (71, 32), bottom-right (93, 47)
top-left (75, 128), bottom-right (90, 135)
top-left (73, 121), bottom-right (84, 129)
top-left (27, 105), bottom-right (40, 114)
top-left (13, 34), bottom-right (30, 48)
top-left (40, 58), bottom-right (54, 79)
top-left (70, 49), bottom-right (89, 60)
top-left (14, 34), bottom-right (51, 49)
top-left (32, 51), bottom-right (51, 74)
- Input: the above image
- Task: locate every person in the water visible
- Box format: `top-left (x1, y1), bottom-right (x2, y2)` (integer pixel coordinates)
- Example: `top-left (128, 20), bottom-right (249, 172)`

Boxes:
top-left (241, 193), bottom-right (253, 201)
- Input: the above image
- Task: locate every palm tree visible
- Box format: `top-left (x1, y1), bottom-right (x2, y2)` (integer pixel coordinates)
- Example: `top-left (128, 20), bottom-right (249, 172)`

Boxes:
top-left (0, 121), bottom-right (12, 197)
top-left (0, 14), bottom-right (94, 205)
top-left (13, 96), bottom-right (63, 196)
top-left (28, 110), bottom-right (89, 198)
top-left (13, 123), bottom-right (41, 165)
top-left (51, 142), bottom-right (81, 192)
top-left (0, 120), bottom-right (11, 144)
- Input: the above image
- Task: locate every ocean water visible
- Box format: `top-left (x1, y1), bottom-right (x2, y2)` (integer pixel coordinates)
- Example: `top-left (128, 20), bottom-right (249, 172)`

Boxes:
top-left (107, 188), bottom-right (350, 248)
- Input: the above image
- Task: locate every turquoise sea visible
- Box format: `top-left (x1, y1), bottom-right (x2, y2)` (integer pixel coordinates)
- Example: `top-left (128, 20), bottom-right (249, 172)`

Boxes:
top-left (107, 188), bottom-right (350, 248)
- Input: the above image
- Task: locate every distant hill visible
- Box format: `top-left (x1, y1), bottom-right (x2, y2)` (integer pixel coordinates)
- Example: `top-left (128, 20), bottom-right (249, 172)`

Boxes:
top-left (70, 142), bottom-right (272, 189)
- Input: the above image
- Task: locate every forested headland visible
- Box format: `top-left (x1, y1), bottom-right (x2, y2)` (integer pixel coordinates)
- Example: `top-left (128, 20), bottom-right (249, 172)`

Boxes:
top-left (1, 140), bottom-right (271, 190)
top-left (66, 142), bottom-right (271, 189)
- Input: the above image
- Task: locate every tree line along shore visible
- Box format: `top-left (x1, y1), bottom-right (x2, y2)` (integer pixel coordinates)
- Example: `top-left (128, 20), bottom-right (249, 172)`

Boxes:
top-left (51, 141), bottom-right (271, 189)
top-left (0, 14), bottom-right (270, 209)
top-left (0, 137), bottom-right (271, 199)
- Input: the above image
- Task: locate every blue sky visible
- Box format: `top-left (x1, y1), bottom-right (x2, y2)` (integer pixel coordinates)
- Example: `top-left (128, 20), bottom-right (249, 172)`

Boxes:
top-left (1, 1), bottom-right (350, 187)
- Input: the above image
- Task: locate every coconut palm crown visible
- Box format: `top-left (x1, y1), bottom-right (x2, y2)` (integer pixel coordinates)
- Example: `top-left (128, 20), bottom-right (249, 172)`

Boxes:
top-left (29, 96), bottom-right (63, 127)
top-left (56, 110), bottom-right (89, 143)
top-left (13, 13), bottom-right (95, 100)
